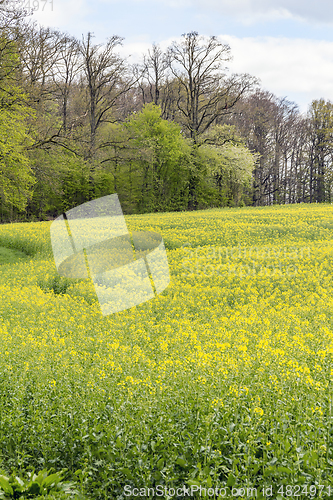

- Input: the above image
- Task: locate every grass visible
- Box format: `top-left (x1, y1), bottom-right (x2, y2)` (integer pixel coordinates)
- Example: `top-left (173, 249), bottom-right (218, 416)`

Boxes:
top-left (0, 246), bottom-right (30, 265)
top-left (0, 204), bottom-right (333, 499)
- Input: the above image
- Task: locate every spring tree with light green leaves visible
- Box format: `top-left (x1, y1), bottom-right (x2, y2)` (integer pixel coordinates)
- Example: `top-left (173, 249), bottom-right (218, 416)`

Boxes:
top-left (0, 34), bottom-right (35, 218)
top-left (194, 124), bottom-right (259, 207)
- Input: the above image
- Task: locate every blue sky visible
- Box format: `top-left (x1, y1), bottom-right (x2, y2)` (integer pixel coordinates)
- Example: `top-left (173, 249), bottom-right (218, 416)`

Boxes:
top-left (33, 0), bottom-right (333, 114)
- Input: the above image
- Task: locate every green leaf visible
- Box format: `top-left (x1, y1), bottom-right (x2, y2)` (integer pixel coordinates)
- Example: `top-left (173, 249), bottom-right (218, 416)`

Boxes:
top-left (43, 472), bottom-right (63, 488)
top-left (0, 476), bottom-right (13, 496)
top-left (263, 466), bottom-right (275, 477)
top-left (203, 466), bottom-right (210, 476)
top-left (34, 469), bottom-right (49, 485)
top-left (176, 457), bottom-right (187, 468)
top-left (121, 468), bottom-right (134, 480)
top-left (277, 466), bottom-right (292, 474)
top-left (188, 480), bottom-right (200, 487)
top-left (227, 473), bottom-right (236, 487)
top-left (27, 481), bottom-right (41, 494)
top-left (157, 458), bottom-right (164, 470)
top-left (14, 477), bottom-right (24, 487)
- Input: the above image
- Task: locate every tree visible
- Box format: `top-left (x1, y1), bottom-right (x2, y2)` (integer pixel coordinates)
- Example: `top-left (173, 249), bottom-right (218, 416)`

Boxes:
top-left (16, 22), bottom-right (64, 102)
top-left (165, 31), bottom-right (258, 209)
top-left (124, 102), bottom-right (191, 212)
top-left (51, 34), bottom-right (82, 132)
top-left (308, 99), bottom-right (333, 203)
top-left (222, 90), bottom-right (302, 206)
top-left (0, 49), bottom-right (35, 217)
top-left (98, 122), bottom-right (134, 201)
top-left (0, 105), bottom-right (35, 216)
top-left (199, 124), bottom-right (258, 206)
top-left (26, 148), bottom-right (90, 219)
top-left (166, 31), bottom-right (258, 144)
top-left (138, 43), bottom-right (168, 106)
top-left (79, 32), bottom-right (133, 155)
top-left (14, 22), bottom-right (82, 156)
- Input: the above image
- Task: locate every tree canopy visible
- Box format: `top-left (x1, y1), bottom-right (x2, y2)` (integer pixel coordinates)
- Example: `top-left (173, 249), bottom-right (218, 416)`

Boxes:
top-left (0, 15), bottom-right (331, 221)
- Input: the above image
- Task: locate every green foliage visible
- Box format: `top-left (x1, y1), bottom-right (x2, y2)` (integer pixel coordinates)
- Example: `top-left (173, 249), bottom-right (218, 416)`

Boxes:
top-left (0, 33), bottom-right (259, 217)
top-left (0, 36), bottom-right (35, 215)
top-left (0, 96), bottom-right (35, 212)
top-left (0, 221), bottom-right (52, 258)
top-left (36, 273), bottom-right (97, 306)
top-left (197, 125), bottom-right (258, 207)
top-left (37, 274), bottom-right (75, 296)
top-left (0, 469), bottom-right (79, 498)
top-left (27, 149), bottom-right (90, 218)
top-left (308, 99), bottom-right (333, 202)
top-left (0, 246), bottom-right (29, 265)
top-left (0, 41), bottom-right (257, 220)
top-left (124, 103), bottom-right (192, 212)
top-left (198, 124), bottom-right (245, 148)
top-left (213, 142), bottom-right (257, 182)
top-left (185, 145), bottom-right (213, 209)
top-left (0, 36), bottom-right (20, 89)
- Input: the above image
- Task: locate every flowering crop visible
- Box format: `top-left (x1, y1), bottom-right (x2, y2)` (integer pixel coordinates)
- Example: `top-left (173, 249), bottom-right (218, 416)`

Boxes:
top-left (1, 203), bottom-right (333, 498)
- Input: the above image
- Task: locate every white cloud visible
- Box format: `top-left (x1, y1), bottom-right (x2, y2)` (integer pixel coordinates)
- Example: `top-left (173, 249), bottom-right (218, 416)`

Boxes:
top-left (31, 0), bottom-right (333, 29)
top-left (161, 0), bottom-right (333, 24)
top-left (117, 41), bottom-right (152, 62)
top-left (220, 35), bottom-right (333, 111)
top-left (31, 0), bottom-right (92, 36)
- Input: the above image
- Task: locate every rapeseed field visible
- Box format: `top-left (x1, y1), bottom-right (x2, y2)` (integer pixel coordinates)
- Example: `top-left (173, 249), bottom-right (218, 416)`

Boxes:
top-left (1, 204), bottom-right (333, 499)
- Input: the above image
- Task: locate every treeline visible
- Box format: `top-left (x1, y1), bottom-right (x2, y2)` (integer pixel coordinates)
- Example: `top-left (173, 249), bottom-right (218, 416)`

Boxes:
top-left (1, 6), bottom-right (333, 221)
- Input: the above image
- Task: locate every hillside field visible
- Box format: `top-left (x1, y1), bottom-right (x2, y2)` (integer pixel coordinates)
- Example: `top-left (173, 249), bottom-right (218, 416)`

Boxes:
top-left (1, 204), bottom-right (333, 499)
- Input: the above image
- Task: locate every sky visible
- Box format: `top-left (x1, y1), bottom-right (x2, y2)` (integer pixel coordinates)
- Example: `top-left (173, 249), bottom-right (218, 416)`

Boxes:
top-left (31, 0), bottom-right (333, 114)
